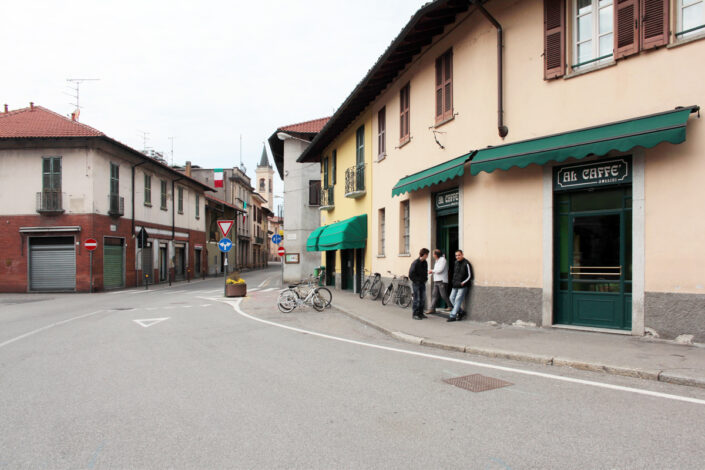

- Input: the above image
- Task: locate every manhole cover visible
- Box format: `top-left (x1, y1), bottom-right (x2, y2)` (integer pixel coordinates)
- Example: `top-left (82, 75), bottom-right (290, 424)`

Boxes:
top-left (444, 374), bottom-right (513, 393)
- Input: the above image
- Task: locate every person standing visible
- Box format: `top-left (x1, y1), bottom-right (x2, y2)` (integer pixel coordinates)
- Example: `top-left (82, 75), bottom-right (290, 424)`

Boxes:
top-left (447, 250), bottom-right (473, 322)
top-left (425, 249), bottom-right (452, 314)
top-left (408, 248), bottom-right (430, 320)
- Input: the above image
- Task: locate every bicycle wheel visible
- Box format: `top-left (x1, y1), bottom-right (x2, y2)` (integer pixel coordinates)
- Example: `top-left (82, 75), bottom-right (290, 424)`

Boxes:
top-left (360, 279), bottom-right (370, 299)
top-left (277, 289), bottom-right (298, 313)
top-left (369, 278), bottom-right (383, 300)
top-left (398, 285), bottom-right (412, 308)
top-left (313, 287), bottom-right (332, 309)
top-left (381, 284), bottom-right (393, 305)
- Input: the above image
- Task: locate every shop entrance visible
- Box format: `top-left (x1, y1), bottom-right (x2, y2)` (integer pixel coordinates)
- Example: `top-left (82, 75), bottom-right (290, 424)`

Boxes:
top-left (340, 249), bottom-right (354, 291)
top-left (555, 181), bottom-right (632, 330)
top-left (435, 188), bottom-right (459, 308)
top-left (325, 251), bottom-right (336, 287)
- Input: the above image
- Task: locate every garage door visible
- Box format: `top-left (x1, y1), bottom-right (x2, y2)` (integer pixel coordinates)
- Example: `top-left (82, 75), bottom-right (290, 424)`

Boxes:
top-left (30, 237), bottom-right (76, 291)
top-left (103, 239), bottom-right (124, 289)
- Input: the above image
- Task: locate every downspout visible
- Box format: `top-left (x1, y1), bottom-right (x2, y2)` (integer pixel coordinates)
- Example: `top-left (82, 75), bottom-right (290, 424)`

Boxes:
top-left (473, 1), bottom-right (509, 138)
top-left (131, 161), bottom-right (146, 235)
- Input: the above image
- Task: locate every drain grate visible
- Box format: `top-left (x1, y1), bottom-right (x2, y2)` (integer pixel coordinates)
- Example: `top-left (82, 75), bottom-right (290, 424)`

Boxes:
top-left (444, 374), bottom-right (513, 393)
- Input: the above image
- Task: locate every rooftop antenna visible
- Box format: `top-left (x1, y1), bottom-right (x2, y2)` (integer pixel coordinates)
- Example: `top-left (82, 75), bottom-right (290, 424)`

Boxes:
top-left (239, 134), bottom-right (246, 173)
top-left (65, 78), bottom-right (100, 120)
top-left (138, 130), bottom-right (151, 153)
top-left (168, 136), bottom-right (175, 166)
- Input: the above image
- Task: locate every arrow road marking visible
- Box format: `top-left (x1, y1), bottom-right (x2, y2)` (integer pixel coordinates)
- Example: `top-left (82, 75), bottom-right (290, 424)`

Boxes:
top-left (133, 318), bottom-right (170, 328)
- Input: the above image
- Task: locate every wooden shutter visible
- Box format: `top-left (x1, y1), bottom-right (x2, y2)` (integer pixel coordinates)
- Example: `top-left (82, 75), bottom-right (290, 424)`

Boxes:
top-left (435, 56), bottom-right (444, 120)
top-left (544, 0), bottom-right (565, 79)
top-left (400, 84), bottom-right (410, 142)
top-left (641, 0), bottom-right (669, 50)
top-left (435, 50), bottom-right (453, 122)
top-left (614, 0), bottom-right (640, 59)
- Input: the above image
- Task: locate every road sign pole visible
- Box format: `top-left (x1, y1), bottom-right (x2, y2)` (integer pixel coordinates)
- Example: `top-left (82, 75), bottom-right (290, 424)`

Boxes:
top-left (89, 251), bottom-right (93, 294)
top-left (223, 256), bottom-right (228, 296)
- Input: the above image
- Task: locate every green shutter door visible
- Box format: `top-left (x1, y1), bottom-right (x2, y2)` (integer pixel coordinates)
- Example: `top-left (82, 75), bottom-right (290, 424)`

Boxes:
top-left (30, 238), bottom-right (76, 291)
top-left (103, 244), bottom-right (124, 289)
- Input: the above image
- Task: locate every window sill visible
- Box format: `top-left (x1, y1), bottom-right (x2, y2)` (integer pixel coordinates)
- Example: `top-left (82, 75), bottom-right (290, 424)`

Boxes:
top-left (377, 254), bottom-right (385, 258)
top-left (668, 31), bottom-right (705, 49)
top-left (434, 115), bottom-right (455, 129)
top-left (160, 206), bottom-right (168, 211)
top-left (398, 253), bottom-right (411, 257)
top-left (144, 203), bottom-right (152, 207)
top-left (195, 216), bottom-right (200, 220)
top-left (377, 153), bottom-right (386, 162)
top-left (398, 137), bottom-right (411, 149)
top-left (178, 211), bottom-right (184, 215)
top-left (564, 59), bottom-right (616, 80)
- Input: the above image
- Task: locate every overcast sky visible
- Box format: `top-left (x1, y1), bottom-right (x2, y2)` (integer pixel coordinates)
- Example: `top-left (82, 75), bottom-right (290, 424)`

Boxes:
top-left (2, 0), bottom-right (424, 212)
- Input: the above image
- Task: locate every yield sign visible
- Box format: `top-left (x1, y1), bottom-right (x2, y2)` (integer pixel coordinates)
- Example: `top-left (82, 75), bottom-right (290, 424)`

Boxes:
top-left (133, 318), bottom-right (170, 328)
top-left (217, 220), bottom-right (234, 237)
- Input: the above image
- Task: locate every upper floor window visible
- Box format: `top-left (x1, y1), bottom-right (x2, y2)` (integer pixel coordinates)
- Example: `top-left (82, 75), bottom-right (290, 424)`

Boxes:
top-left (332, 150), bottom-right (337, 184)
top-left (378, 107), bottom-right (386, 159)
top-left (309, 180), bottom-right (321, 206)
top-left (42, 157), bottom-right (61, 192)
top-left (160, 180), bottom-right (167, 210)
top-left (435, 50), bottom-right (453, 123)
top-left (573, 0), bottom-right (614, 69)
top-left (356, 125), bottom-right (365, 165)
top-left (260, 178), bottom-right (265, 192)
top-left (177, 186), bottom-right (184, 214)
top-left (400, 83), bottom-right (410, 143)
top-left (144, 174), bottom-right (152, 205)
top-left (195, 194), bottom-right (200, 219)
top-left (110, 163), bottom-right (119, 195)
top-left (678, 0), bottom-right (705, 38)
top-left (323, 157), bottom-right (329, 188)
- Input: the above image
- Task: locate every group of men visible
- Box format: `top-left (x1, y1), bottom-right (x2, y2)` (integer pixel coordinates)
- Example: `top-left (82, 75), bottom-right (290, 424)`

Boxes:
top-left (408, 248), bottom-right (473, 322)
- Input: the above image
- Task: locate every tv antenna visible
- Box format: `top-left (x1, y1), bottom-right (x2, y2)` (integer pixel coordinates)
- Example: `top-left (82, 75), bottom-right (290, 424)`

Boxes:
top-left (168, 136), bottom-right (175, 166)
top-left (65, 78), bottom-right (100, 120)
top-left (138, 130), bottom-right (151, 152)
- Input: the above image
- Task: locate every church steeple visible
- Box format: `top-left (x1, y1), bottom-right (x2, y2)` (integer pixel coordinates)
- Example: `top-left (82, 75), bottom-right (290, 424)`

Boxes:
top-left (258, 145), bottom-right (272, 168)
top-left (255, 144), bottom-right (274, 210)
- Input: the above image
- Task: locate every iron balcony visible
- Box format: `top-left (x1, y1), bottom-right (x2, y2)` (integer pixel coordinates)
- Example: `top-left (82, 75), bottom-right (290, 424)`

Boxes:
top-left (345, 164), bottom-right (366, 198)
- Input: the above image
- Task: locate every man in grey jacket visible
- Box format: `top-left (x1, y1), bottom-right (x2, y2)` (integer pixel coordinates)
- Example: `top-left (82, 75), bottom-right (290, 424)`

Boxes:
top-left (425, 249), bottom-right (453, 314)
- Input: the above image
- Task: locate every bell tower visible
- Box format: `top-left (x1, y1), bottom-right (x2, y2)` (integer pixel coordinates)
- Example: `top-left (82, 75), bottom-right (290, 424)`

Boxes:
top-left (256, 145), bottom-right (274, 210)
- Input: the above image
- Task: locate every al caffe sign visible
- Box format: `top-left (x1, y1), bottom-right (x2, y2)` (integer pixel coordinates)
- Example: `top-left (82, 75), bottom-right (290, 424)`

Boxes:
top-left (555, 157), bottom-right (631, 191)
top-left (435, 188), bottom-right (459, 211)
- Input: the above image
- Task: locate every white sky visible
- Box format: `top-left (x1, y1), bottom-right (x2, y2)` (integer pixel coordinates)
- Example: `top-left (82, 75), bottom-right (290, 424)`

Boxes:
top-left (2, 0), bottom-right (424, 213)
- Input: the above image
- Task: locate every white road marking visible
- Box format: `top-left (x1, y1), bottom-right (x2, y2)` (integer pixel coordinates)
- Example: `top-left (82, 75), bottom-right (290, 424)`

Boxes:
top-left (200, 304), bottom-right (212, 307)
top-left (261, 287), bottom-right (277, 292)
top-left (0, 310), bottom-right (105, 349)
top-left (145, 307), bottom-right (158, 311)
top-left (248, 287), bottom-right (261, 292)
top-left (181, 305), bottom-right (192, 308)
top-left (133, 318), bottom-right (170, 328)
top-left (258, 278), bottom-right (270, 288)
top-left (225, 298), bottom-right (705, 406)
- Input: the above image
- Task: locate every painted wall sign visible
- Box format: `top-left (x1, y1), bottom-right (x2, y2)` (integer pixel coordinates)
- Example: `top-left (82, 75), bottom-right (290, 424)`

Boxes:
top-left (435, 188), bottom-right (459, 211)
top-left (284, 253), bottom-right (300, 264)
top-left (555, 157), bottom-right (631, 191)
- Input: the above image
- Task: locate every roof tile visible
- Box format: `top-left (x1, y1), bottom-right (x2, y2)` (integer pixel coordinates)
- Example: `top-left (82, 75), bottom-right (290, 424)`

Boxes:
top-left (279, 117), bottom-right (330, 134)
top-left (0, 105), bottom-right (104, 138)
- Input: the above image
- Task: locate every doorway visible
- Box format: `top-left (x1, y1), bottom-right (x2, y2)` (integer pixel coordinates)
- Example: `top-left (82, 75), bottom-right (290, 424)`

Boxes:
top-left (436, 214), bottom-right (458, 308)
top-left (325, 250), bottom-right (336, 287)
top-left (341, 249), bottom-right (354, 291)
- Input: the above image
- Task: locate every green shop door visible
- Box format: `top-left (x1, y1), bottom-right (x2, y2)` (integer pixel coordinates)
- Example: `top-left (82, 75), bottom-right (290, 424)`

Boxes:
top-left (555, 187), bottom-right (632, 329)
top-left (341, 249), bottom-right (354, 291)
top-left (436, 213), bottom-right (458, 308)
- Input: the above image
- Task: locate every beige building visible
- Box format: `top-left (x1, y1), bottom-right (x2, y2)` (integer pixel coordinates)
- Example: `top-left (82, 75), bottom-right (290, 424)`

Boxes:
top-left (298, 0), bottom-right (704, 341)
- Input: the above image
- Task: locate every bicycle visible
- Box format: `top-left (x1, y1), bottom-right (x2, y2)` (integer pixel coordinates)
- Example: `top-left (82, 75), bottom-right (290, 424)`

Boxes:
top-left (381, 271), bottom-right (412, 308)
top-left (359, 269), bottom-right (383, 300)
top-left (277, 283), bottom-right (332, 313)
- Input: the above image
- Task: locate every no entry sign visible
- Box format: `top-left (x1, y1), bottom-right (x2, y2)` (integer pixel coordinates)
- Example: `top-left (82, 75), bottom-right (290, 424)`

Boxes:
top-left (84, 238), bottom-right (98, 251)
top-left (277, 246), bottom-right (285, 257)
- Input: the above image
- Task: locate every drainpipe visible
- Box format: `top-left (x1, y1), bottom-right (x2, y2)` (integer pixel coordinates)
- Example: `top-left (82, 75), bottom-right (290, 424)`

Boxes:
top-left (472, 1), bottom-right (509, 138)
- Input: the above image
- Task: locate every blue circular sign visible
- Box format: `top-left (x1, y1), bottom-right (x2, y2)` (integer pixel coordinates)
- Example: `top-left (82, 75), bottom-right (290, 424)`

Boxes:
top-left (271, 234), bottom-right (282, 244)
top-left (218, 238), bottom-right (233, 253)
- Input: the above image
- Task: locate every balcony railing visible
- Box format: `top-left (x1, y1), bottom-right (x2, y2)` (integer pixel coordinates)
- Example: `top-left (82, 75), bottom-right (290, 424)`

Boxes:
top-left (36, 191), bottom-right (65, 214)
top-left (345, 164), bottom-right (366, 198)
top-left (320, 185), bottom-right (335, 210)
top-left (108, 194), bottom-right (124, 216)
top-left (254, 236), bottom-right (264, 245)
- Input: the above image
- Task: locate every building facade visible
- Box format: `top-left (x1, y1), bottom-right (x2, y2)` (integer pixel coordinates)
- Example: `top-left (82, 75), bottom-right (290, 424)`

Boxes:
top-left (0, 104), bottom-right (211, 292)
top-left (297, 0), bottom-right (705, 341)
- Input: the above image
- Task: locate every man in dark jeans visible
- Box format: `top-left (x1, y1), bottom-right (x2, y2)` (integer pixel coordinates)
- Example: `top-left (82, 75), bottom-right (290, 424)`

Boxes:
top-left (409, 248), bottom-right (430, 320)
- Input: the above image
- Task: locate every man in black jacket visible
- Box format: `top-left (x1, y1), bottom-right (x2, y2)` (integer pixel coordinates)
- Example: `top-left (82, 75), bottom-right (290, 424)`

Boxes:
top-left (408, 248), bottom-right (430, 320)
top-left (447, 250), bottom-right (473, 322)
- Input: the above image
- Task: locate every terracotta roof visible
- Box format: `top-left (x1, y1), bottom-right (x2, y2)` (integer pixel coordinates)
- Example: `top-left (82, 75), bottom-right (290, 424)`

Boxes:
top-left (205, 194), bottom-right (245, 212)
top-left (279, 117), bottom-right (330, 135)
top-left (0, 105), bottom-right (104, 138)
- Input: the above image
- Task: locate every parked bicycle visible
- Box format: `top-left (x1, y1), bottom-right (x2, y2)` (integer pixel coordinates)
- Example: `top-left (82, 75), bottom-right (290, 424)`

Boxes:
top-left (277, 274), bottom-right (332, 313)
top-left (359, 269), bottom-right (383, 300)
top-left (381, 271), bottom-right (412, 308)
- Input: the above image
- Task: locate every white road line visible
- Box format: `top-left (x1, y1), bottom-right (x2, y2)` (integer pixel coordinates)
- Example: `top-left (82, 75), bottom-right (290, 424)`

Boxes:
top-left (261, 287), bottom-right (277, 292)
top-left (248, 287), bottom-right (261, 292)
top-left (225, 299), bottom-right (705, 406)
top-left (200, 304), bottom-right (212, 307)
top-left (258, 278), bottom-right (270, 288)
top-left (0, 310), bottom-right (105, 349)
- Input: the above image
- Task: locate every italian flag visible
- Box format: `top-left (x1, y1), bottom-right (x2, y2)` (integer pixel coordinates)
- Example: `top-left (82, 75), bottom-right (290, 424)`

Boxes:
top-left (214, 168), bottom-right (223, 188)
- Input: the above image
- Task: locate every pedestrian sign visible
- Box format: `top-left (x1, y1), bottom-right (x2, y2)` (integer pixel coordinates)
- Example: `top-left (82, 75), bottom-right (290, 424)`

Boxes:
top-left (218, 238), bottom-right (233, 252)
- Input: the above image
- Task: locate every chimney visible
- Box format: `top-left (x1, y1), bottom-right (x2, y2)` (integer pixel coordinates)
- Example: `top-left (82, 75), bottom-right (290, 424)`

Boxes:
top-left (185, 161), bottom-right (192, 177)
top-left (29, 102), bottom-right (34, 111)
top-left (71, 111), bottom-right (76, 121)
top-left (3, 104), bottom-right (7, 114)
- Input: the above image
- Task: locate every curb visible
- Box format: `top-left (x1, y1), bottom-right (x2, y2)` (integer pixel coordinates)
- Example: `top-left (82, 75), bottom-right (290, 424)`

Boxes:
top-left (331, 303), bottom-right (705, 390)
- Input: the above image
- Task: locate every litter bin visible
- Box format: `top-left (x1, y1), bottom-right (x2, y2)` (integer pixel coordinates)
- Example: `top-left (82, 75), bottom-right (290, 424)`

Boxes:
top-left (314, 266), bottom-right (324, 286)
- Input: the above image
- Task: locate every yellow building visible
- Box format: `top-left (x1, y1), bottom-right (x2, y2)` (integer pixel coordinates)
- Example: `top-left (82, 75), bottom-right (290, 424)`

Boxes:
top-left (299, 111), bottom-right (373, 293)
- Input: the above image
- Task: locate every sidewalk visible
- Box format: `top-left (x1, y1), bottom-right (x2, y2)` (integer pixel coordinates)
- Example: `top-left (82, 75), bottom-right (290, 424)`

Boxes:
top-left (329, 289), bottom-right (705, 389)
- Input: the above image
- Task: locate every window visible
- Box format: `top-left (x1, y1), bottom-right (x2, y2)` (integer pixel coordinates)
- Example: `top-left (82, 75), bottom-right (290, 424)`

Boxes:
top-left (178, 187), bottom-right (184, 214)
top-left (400, 200), bottom-right (410, 254)
top-left (378, 208), bottom-right (386, 256)
top-left (160, 180), bottom-right (167, 210)
top-left (110, 163), bottom-right (119, 195)
top-left (399, 83), bottom-right (410, 143)
top-left (332, 150), bottom-right (337, 184)
top-left (573, 0), bottom-right (614, 68)
top-left (42, 157), bottom-right (61, 192)
top-left (435, 49), bottom-right (453, 122)
top-left (144, 174), bottom-right (152, 205)
top-left (678, 0), bottom-right (705, 39)
top-left (309, 180), bottom-right (321, 206)
top-left (269, 178), bottom-right (272, 192)
top-left (195, 194), bottom-right (200, 219)
top-left (356, 125), bottom-right (365, 165)
top-left (323, 157), bottom-right (329, 188)
top-left (378, 107), bottom-right (386, 158)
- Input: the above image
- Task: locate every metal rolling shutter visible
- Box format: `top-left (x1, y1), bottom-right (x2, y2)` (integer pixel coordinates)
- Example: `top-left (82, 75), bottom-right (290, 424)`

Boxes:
top-left (30, 240), bottom-right (76, 291)
top-left (103, 244), bottom-right (124, 289)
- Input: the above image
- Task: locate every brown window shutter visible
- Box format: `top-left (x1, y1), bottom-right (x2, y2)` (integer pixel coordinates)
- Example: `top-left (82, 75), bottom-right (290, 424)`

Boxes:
top-left (614, 0), bottom-right (640, 59)
top-left (435, 57), bottom-right (443, 119)
top-left (544, 0), bottom-right (565, 79)
top-left (641, 0), bottom-right (669, 50)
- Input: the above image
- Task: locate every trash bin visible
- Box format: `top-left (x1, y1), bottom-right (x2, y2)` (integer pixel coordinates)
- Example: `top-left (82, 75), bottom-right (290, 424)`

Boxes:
top-left (313, 266), bottom-right (321, 285)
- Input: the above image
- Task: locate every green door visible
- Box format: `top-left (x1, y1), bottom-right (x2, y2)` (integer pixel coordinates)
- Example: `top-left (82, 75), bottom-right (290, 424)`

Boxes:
top-left (341, 249), bottom-right (354, 291)
top-left (555, 188), bottom-right (632, 329)
top-left (103, 242), bottom-right (124, 290)
top-left (436, 214), bottom-right (458, 308)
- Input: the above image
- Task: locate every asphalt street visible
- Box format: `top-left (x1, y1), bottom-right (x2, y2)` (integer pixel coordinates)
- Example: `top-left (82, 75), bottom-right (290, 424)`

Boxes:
top-left (1, 264), bottom-right (704, 469)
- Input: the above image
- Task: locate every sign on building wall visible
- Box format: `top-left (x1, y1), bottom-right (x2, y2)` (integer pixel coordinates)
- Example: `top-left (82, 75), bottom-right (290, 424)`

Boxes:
top-left (554, 157), bottom-right (632, 191)
top-left (434, 188), bottom-right (459, 211)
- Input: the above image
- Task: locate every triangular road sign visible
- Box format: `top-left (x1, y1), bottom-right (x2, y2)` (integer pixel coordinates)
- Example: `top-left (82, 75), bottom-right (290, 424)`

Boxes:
top-left (217, 220), bottom-right (234, 237)
top-left (133, 318), bottom-right (170, 328)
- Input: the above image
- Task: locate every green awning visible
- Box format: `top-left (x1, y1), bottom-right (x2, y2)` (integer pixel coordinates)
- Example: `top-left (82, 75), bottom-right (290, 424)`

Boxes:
top-left (306, 214), bottom-right (367, 252)
top-left (470, 106), bottom-right (699, 175)
top-left (392, 153), bottom-right (471, 197)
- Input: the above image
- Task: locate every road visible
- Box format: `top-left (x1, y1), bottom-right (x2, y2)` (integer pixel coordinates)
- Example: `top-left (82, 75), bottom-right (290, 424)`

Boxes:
top-left (1, 264), bottom-right (704, 469)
